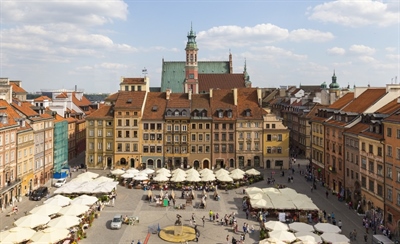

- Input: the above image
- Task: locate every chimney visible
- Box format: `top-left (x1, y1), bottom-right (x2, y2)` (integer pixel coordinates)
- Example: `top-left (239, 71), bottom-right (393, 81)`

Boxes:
top-left (209, 88), bottom-right (213, 98)
top-left (166, 89), bottom-right (171, 100)
top-left (188, 89), bottom-right (192, 100)
top-left (233, 88), bottom-right (238, 106)
top-left (75, 85), bottom-right (77, 92)
top-left (257, 88), bottom-right (262, 107)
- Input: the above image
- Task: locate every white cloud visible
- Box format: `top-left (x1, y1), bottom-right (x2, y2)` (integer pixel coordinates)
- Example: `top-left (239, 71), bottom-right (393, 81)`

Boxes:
top-left (386, 54), bottom-right (400, 61)
top-left (327, 47), bottom-right (346, 55)
top-left (250, 46), bottom-right (308, 61)
top-left (308, 0), bottom-right (399, 27)
top-left (385, 47), bottom-right (397, 52)
top-left (348, 45), bottom-right (376, 55)
top-left (98, 63), bottom-right (128, 69)
top-left (289, 29), bottom-right (334, 42)
top-left (358, 56), bottom-right (376, 63)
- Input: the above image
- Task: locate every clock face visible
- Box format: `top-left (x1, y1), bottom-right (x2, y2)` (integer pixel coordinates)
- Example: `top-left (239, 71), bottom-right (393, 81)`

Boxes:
top-left (189, 74), bottom-right (194, 79)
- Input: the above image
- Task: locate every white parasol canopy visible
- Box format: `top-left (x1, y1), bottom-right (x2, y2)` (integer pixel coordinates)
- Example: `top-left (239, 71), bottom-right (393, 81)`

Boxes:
top-left (47, 215), bottom-right (81, 229)
top-left (295, 232), bottom-right (323, 243)
top-left (133, 174), bottom-right (149, 181)
top-left (44, 194), bottom-right (72, 207)
top-left (0, 227), bottom-right (36, 243)
top-left (250, 198), bottom-right (272, 209)
top-left (268, 230), bottom-right (297, 243)
top-left (279, 188), bottom-right (298, 196)
top-left (110, 169), bottom-right (125, 175)
top-left (77, 171), bottom-right (99, 179)
top-left (141, 168), bottom-right (155, 174)
top-left (93, 176), bottom-right (114, 183)
top-left (215, 168), bottom-right (229, 174)
top-left (170, 172), bottom-right (186, 182)
top-left (264, 220), bottom-right (289, 231)
top-left (214, 170), bottom-right (229, 177)
top-left (30, 227), bottom-right (70, 243)
top-left (246, 168), bottom-right (261, 175)
top-left (199, 168), bottom-right (213, 175)
top-left (156, 171), bottom-right (171, 177)
top-left (293, 201), bottom-right (319, 211)
top-left (314, 223), bottom-right (342, 233)
top-left (262, 237), bottom-right (287, 244)
top-left (157, 168), bottom-right (170, 174)
top-left (320, 233), bottom-right (350, 243)
top-left (75, 181), bottom-right (101, 194)
top-left (152, 174), bottom-right (170, 182)
top-left (216, 173), bottom-right (233, 182)
top-left (185, 168), bottom-right (199, 176)
top-left (29, 204), bottom-right (62, 216)
top-left (126, 168), bottom-right (139, 174)
top-left (121, 173), bottom-right (135, 179)
top-left (289, 222), bottom-right (315, 233)
top-left (245, 187), bottom-right (263, 194)
top-left (70, 176), bottom-right (91, 183)
top-left (230, 168), bottom-right (245, 175)
top-left (172, 168), bottom-right (185, 174)
top-left (14, 214), bottom-right (51, 228)
top-left (186, 174), bottom-right (202, 182)
top-left (71, 194), bottom-right (98, 206)
top-left (91, 182), bottom-right (118, 193)
top-left (54, 181), bottom-right (82, 194)
top-left (262, 187), bottom-right (281, 194)
top-left (248, 192), bottom-right (265, 200)
top-left (200, 173), bottom-right (216, 181)
top-left (229, 171), bottom-right (245, 180)
top-left (58, 204), bottom-right (89, 216)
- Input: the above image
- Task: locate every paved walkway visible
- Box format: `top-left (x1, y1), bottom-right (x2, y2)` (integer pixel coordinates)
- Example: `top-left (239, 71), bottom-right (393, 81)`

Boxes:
top-left (1, 157), bottom-right (371, 243)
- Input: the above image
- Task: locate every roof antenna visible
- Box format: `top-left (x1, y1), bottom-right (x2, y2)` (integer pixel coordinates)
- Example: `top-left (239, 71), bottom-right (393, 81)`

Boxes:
top-left (142, 67), bottom-right (148, 77)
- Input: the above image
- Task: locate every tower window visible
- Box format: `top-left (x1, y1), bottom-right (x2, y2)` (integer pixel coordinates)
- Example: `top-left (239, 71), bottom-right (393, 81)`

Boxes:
top-left (189, 74), bottom-right (194, 79)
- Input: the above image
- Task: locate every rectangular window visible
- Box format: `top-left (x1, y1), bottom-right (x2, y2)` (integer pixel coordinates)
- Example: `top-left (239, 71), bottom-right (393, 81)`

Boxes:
top-left (397, 193), bottom-right (400, 206)
top-left (377, 164), bottom-right (383, 176)
top-left (125, 119), bottom-right (130, 126)
top-left (143, 123), bottom-right (149, 130)
top-left (387, 127), bottom-right (392, 137)
top-left (277, 134), bottom-right (282, 141)
top-left (205, 134), bottom-right (210, 141)
top-left (387, 188), bottom-right (392, 201)
top-left (267, 134), bottom-right (272, 141)
top-left (125, 143), bottom-right (130, 152)
top-left (117, 143), bottom-right (122, 152)
top-left (387, 166), bottom-right (393, 179)
top-left (377, 184), bottom-right (383, 197)
top-left (214, 145), bottom-right (219, 153)
top-left (369, 160), bottom-right (374, 173)
top-left (369, 179), bottom-right (374, 192)
top-left (397, 129), bottom-right (400, 139)
top-left (361, 157), bottom-right (367, 169)
top-left (107, 142), bottom-right (111, 150)
top-left (198, 134), bottom-right (203, 141)
top-left (191, 134), bottom-right (196, 141)
top-left (229, 133), bottom-right (234, 141)
top-left (206, 123), bottom-right (211, 129)
top-left (388, 145), bottom-right (393, 157)
top-left (361, 176), bottom-right (366, 188)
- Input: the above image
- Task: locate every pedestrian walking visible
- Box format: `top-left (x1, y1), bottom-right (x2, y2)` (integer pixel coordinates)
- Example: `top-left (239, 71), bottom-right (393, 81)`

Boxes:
top-left (209, 210), bottom-right (213, 221)
top-left (226, 234), bottom-right (229, 244)
top-left (202, 216), bottom-right (205, 227)
top-left (338, 220), bottom-right (342, 229)
top-left (192, 213), bottom-right (195, 221)
top-left (364, 233), bottom-right (368, 242)
top-left (310, 186), bottom-right (313, 192)
top-left (325, 190), bottom-right (329, 198)
top-left (245, 209), bottom-right (249, 219)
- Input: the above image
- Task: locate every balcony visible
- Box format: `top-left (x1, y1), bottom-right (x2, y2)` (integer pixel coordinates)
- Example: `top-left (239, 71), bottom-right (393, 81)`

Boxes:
top-left (0, 178), bottom-right (22, 195)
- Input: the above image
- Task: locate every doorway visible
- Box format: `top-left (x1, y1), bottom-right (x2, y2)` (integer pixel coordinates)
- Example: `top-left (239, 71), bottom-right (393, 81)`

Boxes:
top-left (130, 158), bottom-right (135, 168)
top-left (203, 160), bottom-right (210, 169)
top-left (266, 160), bottom-right (271, 169)
top-left (194, 160), bottom-right (200, 169)
top-left (107, 157), bottom-right (112, 169)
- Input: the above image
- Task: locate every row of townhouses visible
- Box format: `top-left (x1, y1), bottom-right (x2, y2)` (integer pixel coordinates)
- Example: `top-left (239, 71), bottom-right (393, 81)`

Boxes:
top-left (86, 77), bottom-right (290, 173)
top-left (0, 78), bottom-right (93, 210)
top-left (271, 74), bottom-right (400, 235)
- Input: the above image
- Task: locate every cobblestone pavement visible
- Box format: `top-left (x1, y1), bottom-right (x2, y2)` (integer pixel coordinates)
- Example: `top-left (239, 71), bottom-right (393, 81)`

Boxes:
top-left (1, 157), bottom-right (372, 243)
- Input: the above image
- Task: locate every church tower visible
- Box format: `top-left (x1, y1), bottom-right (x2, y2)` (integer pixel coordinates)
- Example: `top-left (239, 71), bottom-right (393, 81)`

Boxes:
top-left (184, 23), bottom-right (199, 94)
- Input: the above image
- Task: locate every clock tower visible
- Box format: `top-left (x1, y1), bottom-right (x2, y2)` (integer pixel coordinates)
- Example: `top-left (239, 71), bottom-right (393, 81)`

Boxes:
top-left (184, 24), bottom-right (199, 94)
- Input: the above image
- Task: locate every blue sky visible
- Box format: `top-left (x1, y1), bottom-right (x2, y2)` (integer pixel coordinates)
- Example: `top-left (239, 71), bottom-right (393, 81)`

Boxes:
top-left (1, 0), bottom-right (399, 93)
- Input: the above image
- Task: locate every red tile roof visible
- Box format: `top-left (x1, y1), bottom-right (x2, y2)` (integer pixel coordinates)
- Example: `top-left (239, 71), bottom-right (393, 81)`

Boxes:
top-left (342, 88), bottom-right (386, 113)
top-left (114, 91), bottom-right (146, 109)
top-left (198, 74), bottom-right (245, 93)
top-left (10, 83), bottom-right (27, 93)
top-left (142, 92), bottom-right (167, 120)
top-left (376, 97), bottom-right (400, 115)
top-left (72, 92), bottom-right (92, 107)
top-left (55, 92), bottom-right (68, 99)
top-left (210, 89), bottom-right (237, 120)
top-left (383, 112), bottom-right (400, 124)
top-left (0, 100), bottom-right (22, 128)
top-left (328, 93), bottom-right (354, 109)
top-left (12, 101), bottom-right (39, 117)
top-left (86, 105), bottom-right (114, 119)
top-left (191, 94), bottom-right (211, 116)
top-left (166, 93), bottom-right (190, 108)
top-left (344, 122), bottom-right (369, 135)
top-left (121, 78), bottom-right (146, 84)
top-left (237, 88), bottom-right (266, 119)
top-left (34, 96), bottom-right (51, 102)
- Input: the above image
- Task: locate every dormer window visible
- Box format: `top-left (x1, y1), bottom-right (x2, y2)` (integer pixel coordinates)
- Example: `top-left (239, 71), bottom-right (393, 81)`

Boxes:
top-left (166, 110), bottom-right (172, 116)
top-left (201, 110), bottom-right (207, 117)
top-left (174, 110), bottom-right (179, 116)
top-left (193, 110), bottom-right (198, 117)
top-left (227, 109), bottom-right (232, 118)
top-left (182, 110), bottom-right (187, 116)
top-left (245, 109), bottom-right (251, 117)
top-left (218, 110), bottom-right (223, 118)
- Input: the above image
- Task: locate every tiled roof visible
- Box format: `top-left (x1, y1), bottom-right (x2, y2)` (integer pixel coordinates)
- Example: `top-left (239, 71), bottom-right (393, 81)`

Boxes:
top-left (121, 78), bottom-right (145, 84)
top-left (237, 88), bottom-right (265, 119)
top-left (0, 100), bottom-right (21, 128)
top-left (114, 91), bottom-right (146, 110)
top-left (325, 119), bottom-right (347, 127)
top-left (290, 88), bottom-right (301, 96)
top-left (34, 96), bottom-right (51, 102)
top-left (10, 83), bottom-right (27, 93)
top-left (12, 101), bottom-right (39, 117)
top-left (66, 117), bottom-right (77, 123)
top-left (72, 93), bottom-right (92, 107)
top-left (198, 74), bottom-right (245, 93)
top-left (305, 104), bottom-right (326, 118)
top-left (166, 93), bottom-right (190, 108)
top-left (359, 130), bottom-right (383, 140)
top-left (86, 105), bottom-right (114, 119)
top-left (55, 92), bottom-right (68, 99)
top-left (54, 114), bottom-right (66, 122)
top-left (142, 92), bottom-right (167, 120)
top-left (328, 92), bottom-right (354, 109)
top-left (383, 112), bottom-right (400, 124)
top-left (344, 122), bottom-right (369, 135)
top-left (161, 61), bottom-right (230, 93)
top-left (105, 92), bottom-right (119, 102)
top-left (376, 97), bottom-right (400, 115)
top-left (191, 94), bottom-right (211, 116)
top-left (210, 89), bottom-right (237, 120)
top-left (341, 88), bottom-right (386, 113)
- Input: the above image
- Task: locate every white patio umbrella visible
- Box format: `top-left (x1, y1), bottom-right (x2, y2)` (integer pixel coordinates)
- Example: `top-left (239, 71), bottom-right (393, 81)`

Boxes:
top-left (216, 174), bottom-right (233, 182)
top-left (30, 227), bottom-right (70, 243)
top-left (264, 220), bottom-right (289, 231)
top-left (156, 170), bottom-right (171, 177)
top-left (200, 173), bottom-right (216, 181)
top-left (170, 172), bottom-right (186, 182)
top-left (75, 181), bottom-right (101, 194)
top-left (314, 223), bottom-right (341, 233)
top-left (30, 204), bottom-right (62, 216)
top-left (320, 233), bottom-right (350, 243)
top-left (44, 194), bottom-right (72, 207)
top-left (92, 182), bottom-right (118, 193)
top-left (246, 168), bottom-right (261, 175)
top-left (199, 168), bottom-right (213, 174)
top-left (230, 171), bottom-right (245, 180)
top-left (77, 171), bottom-right (99, 179)
top-left (186, 168), bottom-right (199, 175)
top-left (110, 168), bottom-right (125, 175)
top-left (279, 188), bottom-right (298, 196)
top-left (47, 215), bottom-right (81, 229)
top-left (126, 168), bottom-right (139, 174)
top-left (14, 214), bottom-right (51, 228)
top-left (289, 222), bottom-right (315, 233)
top-left (268, 230), bottom-right (296, 243)
top-left (262, 187), bottom-right (281, 194)
top-left (70, 176), bottom-right (92, 183)
top-left (157, 168), bottom-right (170, 174)
top-left (152, 174), bottom-right (170, 182)
top-left (294, 201), bottom-right (319, 211)
top-left (215, 168), bottom-right (229, 174)
top-left (133, 174), bottom-right (149, 181)
top-left (0, 227), bottom-right (36, 243)
top-left (93, 176), bottom-right (114, 183)
top-left (71, 194), bottom-right (98, 206)
top-left (250, 198), bottom-right (271, 209)
top-left (186, 174), bottom-right (202, 182)
top-left (121, 173), bottom-right (135, 179)
top-left (172, 168), bottom-right (185, 174)
top-left (54, 181), bottom-right (83, 194)
top-left (245, 187), bottom-right (263, 194)
top-left (262, 237), bottom-right (286, 244)
top-left (141, 168), bottom-right (155, 174)
top-left (295, 232), bottom-right (323, 243)
top-left (292, 193), bottom-right (313, 202)
top-left (58, 204), bottom-right (89, 216)
top-left (293, 241), bottom-right (318, 244)
top-left (248, 192), bottom-right (265, 200)
top-left (230, 168), bottom-right (245, 174)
